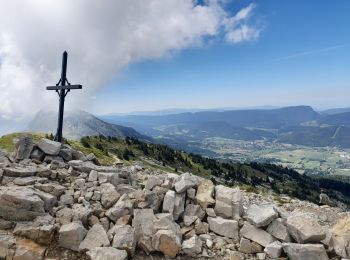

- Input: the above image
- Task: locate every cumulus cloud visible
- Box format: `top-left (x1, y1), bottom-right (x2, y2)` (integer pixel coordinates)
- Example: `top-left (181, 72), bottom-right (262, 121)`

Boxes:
top-left (0, 0), bottom-right (261, 119)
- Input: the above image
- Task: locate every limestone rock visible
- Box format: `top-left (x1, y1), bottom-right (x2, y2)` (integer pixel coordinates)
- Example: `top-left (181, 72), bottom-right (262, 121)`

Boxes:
top-left (59, 221), bottom-right (87, 251)
top-left (286, 212), bottom-right (326, 243)
top-left (79, 224), bottom-right (110, 251)
top-left (30, 148), bottom-right (45, 161)
top-left (239, 238), bottom-right (263, 254)
top-left (2, 166), bottom-right (37, 177)
top-left (330, 214), bottom-right (350, 258)
top-left (196, 179), bottom-right (215, 208)
top-left (246, 204), bottom-right (278, 227)
top-left (0, 186), bottom-right (45, 221)
top-left (34, 183), bottom-right (66, 197)
top-left (145, 175), bottom-right (163, 190)
top-left (264, 241), bottom-right (282, 258)
top-left (87, 247), bottom-right (128, 260)
top-left (184, 204), bottom-right (205, 221)
top-left (59, 148), bottom-right (73, 161)
top-left (207, 217), bottom-right (239, 240)
top-left (132, 209), bottom-right (156, 253)
top-left (240, 222), bottom-right (276, 247)
top-left (88, 170), bottom-right (98, 182)
top-left (173, 192), bottom-right (185, 221)
top-left (100, 183), bottom-right (120, 209)
top-left (162, 190), bottom-right (175, 215)
top-left (37, 138), bottom-right (61, 156)
top-left (14, 239), bottom-right (46, 260)
top-left (282, 243), bottom-right (329, 260)
top-left (0, 233), bottom-right (16, 259)
top-left (214, 185), bottom-right (243, 220)
top-left (182, 235), bottom-right (202, 257)
top-left (13, 135), bottom-right (34, 161)
top-left (174, 172), bottom-right (198, 193)
top-left (72, 204), bottom-right (92, 226)
top-left (106, 194), bottom-right (133, 222)
top-left (13, 214), bottom-right (55, 245)
top-left (267, 218), bottom-right (291, 242)
top-left (56, 207), bottom-right (74, 225)
top-left (152, 229), bottom-right (181, 257)
top-left (112, 225), bottom-right (137, 256)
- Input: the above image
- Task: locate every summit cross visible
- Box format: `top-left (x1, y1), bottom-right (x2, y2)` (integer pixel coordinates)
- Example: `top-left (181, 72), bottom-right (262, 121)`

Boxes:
top-left (46, 51), bottom-right (82, 143)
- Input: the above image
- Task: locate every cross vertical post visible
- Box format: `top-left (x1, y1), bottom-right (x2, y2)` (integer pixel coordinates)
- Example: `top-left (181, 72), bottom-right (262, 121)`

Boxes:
top-left (56, 51), bottom-right (68, 143)
top-left (46, 51), bottom-right (82, 143)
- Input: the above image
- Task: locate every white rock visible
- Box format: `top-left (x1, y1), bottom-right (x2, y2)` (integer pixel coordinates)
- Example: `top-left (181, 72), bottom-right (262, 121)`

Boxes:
top-left (182, 235), bottom-right (202, 257)
top-left (87, 247), bottom-right (127, 260)
top-left (106, 194), bottom-right (133, 222)
top-left (112, 225), bottom-right (137, 256)
top-left (59, 221), bottom-right (87, 251)
top-left (214, 185), bottom-right (243, 220)
top-left (287, 212), bottom-right (326, 243)
top-left (264, 241), bottom-right (282, 258)
top-left (174, 172), bottom-right (199, 193)
top-left (37, 138), bottom-right (61, 156)
top-left (282, 243), bottom-right (329, 260)
top-left (240, 222), bottom-right (276, 247)
top-left (88, 170), bottom-right (98, 182)
top-left (267, 218), bottom-right (291, 242)
top-left (79, 224), bottom-right (110, 251)
top-left (162, 190), bottom-right (175, 215)
top-left (173, 192), bottom-right (185, 221)
top-left (196, 179), bottom-right (215, 208)
top-left (239, 238), bottom-right (263, 254)
top-left (100, 183), bottom-right (120, 209)
top-left (207, 217), bottom-right (239, 240)
top-left (246, 204), bottom-right (278, 227)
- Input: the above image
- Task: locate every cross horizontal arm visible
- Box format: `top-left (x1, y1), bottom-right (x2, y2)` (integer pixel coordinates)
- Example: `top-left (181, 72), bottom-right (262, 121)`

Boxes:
top-left (46, 84), bottom-right (82, 90)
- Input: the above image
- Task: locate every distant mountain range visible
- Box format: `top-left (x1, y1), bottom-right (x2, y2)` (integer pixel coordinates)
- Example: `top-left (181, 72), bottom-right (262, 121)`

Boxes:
top-left (101, 106), bottom-right (350, 149)
top-left (27, 110), bottom-right (147, 140)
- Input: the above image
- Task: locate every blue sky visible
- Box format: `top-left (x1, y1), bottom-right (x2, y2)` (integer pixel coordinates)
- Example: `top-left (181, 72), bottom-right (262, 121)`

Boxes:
top-left (93, 0), bottom-right (350, 114)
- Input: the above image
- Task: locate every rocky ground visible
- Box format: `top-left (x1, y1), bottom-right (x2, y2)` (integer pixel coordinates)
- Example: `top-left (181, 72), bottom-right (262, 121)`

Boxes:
top-left (1, 135), bottom-right (350, 260)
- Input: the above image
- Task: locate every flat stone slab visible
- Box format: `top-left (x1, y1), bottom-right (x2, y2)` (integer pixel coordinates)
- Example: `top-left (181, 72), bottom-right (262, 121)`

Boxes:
top-left (246, 204), bottom-right (278, 227)
top-left (37, 138), bottom-right (61, 156)
top-left (3, 166), bottom-right (37, 177)
top-left (282, 243), bottom-right (329, 260)
top-left (240, 222), bottom-right (276, 247)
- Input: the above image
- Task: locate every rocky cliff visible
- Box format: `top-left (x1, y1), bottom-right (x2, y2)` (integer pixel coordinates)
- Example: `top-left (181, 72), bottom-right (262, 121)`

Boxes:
top-left (0, 135), bottom-right (349, 260)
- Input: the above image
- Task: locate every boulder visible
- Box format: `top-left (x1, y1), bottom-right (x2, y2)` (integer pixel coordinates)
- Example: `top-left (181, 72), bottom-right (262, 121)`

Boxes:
top-left (264, 241), bottom-right (283, 258)
top-left (239, 238), bottom-right (263, 254)
top-left (2, 166), bottom-right (37, 177)
top-left (86, 247), bottom-right (128, 260)
top-left (13, 177), bottom-right (47, 186)
top-left (184, 204), bottom-right (205, 221)
top-left (240, 222), bottom-right (276, 247)
top-left (162, 190), bottom-right (175, 215)
top-left (286, 212), bottom-right (326, 243)
top-left (182, 235), bottom-right (202, 257)
top-left (135, 190), bottom-right (161, 211)
top-left (37, 138), bottom-right (61, 156)
top-left (13, 239), bottom-right (46, 260)
top-left (282, 243), bottom-right (329, 260)
top-left (59, 148), bottom-right (73, 161)
top-left (214, 185), bottom-right (243, 220)
top-left (152, 229), bottom-right (182, 257)
top-left (13, 214), bottom-right (55, 245)
top-left (30, 148), bottom-right (45, 161)
top-left (56, 207), bottom-right (74, 225)
top-left (330, 214), bottom-right (350, 258)
top-left (145, 175), bottom-right (163, 190)
top-left (79, 224), bottom-right (110, 251)
top-left (0, 233), bottom-right (15, 259)
top-left (132, 209), bottom-right (156, 253)
top-left (59, 221), bottom-right (87, 251)
top-left (267, 218), bottom-right (291, 242)
top-left (174, 172), bottom-right (199, 193)
top-left (196, 179), bottom-right (215, 208)
top-left (173, 192), bottom-right (186, 221)
top-left (246, 204), bottom-right (278, 227)
top-left (112, 225), bottom-right (137, 256)
top-left (88, 170), bottom-right (98, 182)
top-left (13, 135), bottom-right (34, 161)
top-left (34, 183), bottom-right (66, 197)
top-left (207, 217), bottom-right (239, 240)
top-left (106, 194), bottom-right (133, 222)
top-left (100, 183), bottom-right (120, 209)
top-left (0, 186), bottom-right (45, 221)
top-left (72, 204), bottom-right (92, 226)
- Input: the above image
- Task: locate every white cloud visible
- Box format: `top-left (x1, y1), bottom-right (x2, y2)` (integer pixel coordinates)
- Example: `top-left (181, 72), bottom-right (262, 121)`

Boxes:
top-left (224, 3), bottom-right (261, 43)
top-left (0, 0), bottom-right (261, 119)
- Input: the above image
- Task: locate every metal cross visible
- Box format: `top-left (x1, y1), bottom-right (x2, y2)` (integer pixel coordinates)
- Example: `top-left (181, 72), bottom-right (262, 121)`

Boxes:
top-left (46, 51), bottom-right (82, 142)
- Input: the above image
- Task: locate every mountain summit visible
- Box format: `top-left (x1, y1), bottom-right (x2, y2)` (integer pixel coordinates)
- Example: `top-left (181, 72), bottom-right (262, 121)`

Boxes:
top-left (27, 110), bottom-right (147, 140)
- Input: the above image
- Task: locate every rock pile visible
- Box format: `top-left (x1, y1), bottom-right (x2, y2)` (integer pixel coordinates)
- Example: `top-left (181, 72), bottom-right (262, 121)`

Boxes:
top-left (0, 135), bottom-right (349, 259)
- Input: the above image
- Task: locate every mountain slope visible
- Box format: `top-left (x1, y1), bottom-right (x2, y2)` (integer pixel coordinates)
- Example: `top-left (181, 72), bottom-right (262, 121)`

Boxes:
top-left (27, 110), bottom-right (148, 140)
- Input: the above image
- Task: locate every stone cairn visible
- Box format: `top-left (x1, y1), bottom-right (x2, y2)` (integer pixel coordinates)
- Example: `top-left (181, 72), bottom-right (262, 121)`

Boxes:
top-left (1, 135), bottom-right (350, 260)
